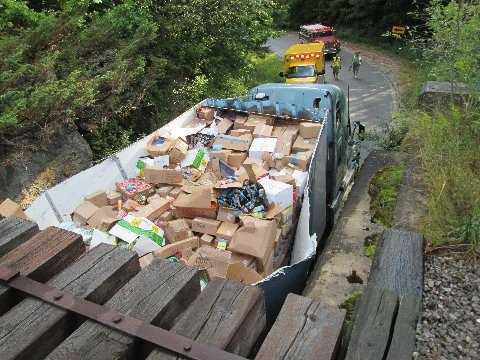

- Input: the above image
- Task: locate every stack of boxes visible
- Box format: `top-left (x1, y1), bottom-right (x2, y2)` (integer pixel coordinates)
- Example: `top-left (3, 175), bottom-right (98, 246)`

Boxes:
top-left (70, 107), bottom-right (323, 285)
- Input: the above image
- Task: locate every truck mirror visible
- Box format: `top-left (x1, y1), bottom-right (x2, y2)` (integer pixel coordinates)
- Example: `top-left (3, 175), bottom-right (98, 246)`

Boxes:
top-left (279, 72), bottom-right (284, 77)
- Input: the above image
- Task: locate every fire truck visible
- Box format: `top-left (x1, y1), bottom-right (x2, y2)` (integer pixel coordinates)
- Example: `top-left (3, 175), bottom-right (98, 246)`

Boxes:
top-left (299, 24), bottom-right (341, 56)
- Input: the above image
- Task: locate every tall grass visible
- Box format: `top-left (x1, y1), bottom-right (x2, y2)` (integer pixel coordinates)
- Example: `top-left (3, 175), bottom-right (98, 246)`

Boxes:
top-left (405, 108), bottom-right (480, 250)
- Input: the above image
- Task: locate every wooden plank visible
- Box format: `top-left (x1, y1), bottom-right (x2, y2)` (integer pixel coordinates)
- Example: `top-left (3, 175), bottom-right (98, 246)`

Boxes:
top-left (0, 244), bottom-right (140, 360)
top-left (147, 278), bottom-right (266, 359)
top-left (46, 259), bottom-right (200, 360)
top-left (345, 288), bottom-right (399, 360)
top-left (0, 227), bottom-right (85, 315)
top-left (255, 293), bottom-right (345, 360)
top-left (386, 295), bottom-right (422, 360)
top-left (0, 217), bottom-right (39, 256)
top-left (369, 229), bottom-right (423, 297)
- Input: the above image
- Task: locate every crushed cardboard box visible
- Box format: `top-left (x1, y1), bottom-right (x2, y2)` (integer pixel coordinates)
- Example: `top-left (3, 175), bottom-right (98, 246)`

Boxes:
top-left (229, 217), bottom-right (277, 268)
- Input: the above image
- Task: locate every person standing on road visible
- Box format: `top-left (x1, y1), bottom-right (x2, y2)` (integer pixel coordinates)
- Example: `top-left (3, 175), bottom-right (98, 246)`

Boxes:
top-left (331, 55), bottom-right (342, 81)
top-left (349, 51), bottom-right (362, 79)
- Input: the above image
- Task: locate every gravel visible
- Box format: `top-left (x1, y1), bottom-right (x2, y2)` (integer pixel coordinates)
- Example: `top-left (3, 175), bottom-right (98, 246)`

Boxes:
top-left (415, 255), bottom-right (480, 359)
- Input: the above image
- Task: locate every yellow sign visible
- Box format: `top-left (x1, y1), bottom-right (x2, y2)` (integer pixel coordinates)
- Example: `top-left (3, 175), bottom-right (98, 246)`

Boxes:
top-left (392, 26), bottom-right (406, 38)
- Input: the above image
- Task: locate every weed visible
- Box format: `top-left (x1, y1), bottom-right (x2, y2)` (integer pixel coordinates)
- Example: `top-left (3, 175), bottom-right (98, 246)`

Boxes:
top-left (340, 291), bottom-right (363, 322)
top-left (369, 164), bottom-right (406, 227)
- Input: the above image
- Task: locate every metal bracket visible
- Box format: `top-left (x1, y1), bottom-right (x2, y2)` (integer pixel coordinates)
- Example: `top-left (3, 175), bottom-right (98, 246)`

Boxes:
top-left (0, 265), bottom-right (245, 360)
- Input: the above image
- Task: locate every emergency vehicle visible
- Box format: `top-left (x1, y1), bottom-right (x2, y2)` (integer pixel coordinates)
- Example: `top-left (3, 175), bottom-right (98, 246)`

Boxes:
top-left (280, 43), bottom-right (325, 84)
top-left (299, 24), bottom-right (341, 56)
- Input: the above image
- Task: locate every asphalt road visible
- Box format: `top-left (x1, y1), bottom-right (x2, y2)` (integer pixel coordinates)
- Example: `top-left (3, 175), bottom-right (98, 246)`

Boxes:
top-left (267, 32), bottom-right (394, 134)
top-left (268, 33), bottom-right (396, 305)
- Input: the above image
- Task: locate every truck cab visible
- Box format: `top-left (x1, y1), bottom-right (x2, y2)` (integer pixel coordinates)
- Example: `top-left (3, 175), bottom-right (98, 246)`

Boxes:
top-left (280, 43), bottom-right (325, 84)
top-left (206, 83), bottom-right (361, 231)
top-left (299, 24), bottom-right (341, 56)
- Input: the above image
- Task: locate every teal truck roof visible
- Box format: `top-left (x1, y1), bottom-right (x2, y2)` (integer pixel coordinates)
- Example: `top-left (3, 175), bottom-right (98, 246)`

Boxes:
top-left (206, 83), bottom-right (344, 122)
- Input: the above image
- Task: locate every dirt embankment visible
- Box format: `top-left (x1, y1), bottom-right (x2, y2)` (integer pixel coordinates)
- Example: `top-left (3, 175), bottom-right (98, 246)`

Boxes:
top-left (0, 122), bottom-right (93, 207)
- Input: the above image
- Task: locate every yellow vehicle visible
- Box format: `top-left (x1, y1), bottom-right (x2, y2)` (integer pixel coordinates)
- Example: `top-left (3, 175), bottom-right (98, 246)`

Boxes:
top-left (280, 43), bottom-right (325, 84)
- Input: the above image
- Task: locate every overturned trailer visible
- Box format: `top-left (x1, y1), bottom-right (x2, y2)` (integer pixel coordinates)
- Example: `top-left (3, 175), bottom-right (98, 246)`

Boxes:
top-left (26, 83), bottom-right (361, 321)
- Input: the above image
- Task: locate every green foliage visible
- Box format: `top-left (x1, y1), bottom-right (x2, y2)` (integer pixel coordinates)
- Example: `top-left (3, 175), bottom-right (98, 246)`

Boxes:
top-left (340, 291), bottom-right (362, 322)
top-left (422, 1), bottom-right (480, 91)
top-left (0, 0), bottom-right (279, 159)
top-left (406, 109), bottom-right (480, 249)
top-left (0, 0), bottom-right (45, 34)
top-left (86, 119), bottom-right (133, 160)
top-left (285, 0), bottom-right (429, 35)
top-left (369, 164), bottom-right (406, 227)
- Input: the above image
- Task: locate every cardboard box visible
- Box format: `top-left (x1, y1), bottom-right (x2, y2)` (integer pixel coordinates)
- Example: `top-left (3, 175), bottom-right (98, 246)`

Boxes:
top-left (192, 217), bottom-right (221, 235)
top-left (215, 222), bottom-right (239, 241)
top-left (258, 246), bottom-right (274, 276)
top-left (144, 167), bottom-right (183, 185)
top-left (226, 263), bottom-right (263, 285)
top-left (292, 136), bottom-right (316, 152)
top-left (173, 186), bottom-right (217, 219)
top-left (0, 199), bottom-right (28, 220)
top-left (244, 115), bottom-right (270, 131)
top-left (230, 129), bottom-right (252, 137)
top-left (289, 151), bottom-right (313, 171)
top-left (154, 236), bottom-right (199, 258)
top-left (274, 132), bottom-right (295, 156)
top-left (85, 191), bottom-right (108, 207)
top-left (169, 138), bottom-right (189, 164)
top-left (169, 187), bottom-right (183, 199)
top-left (213, 134), bottom-right (252, 152)
top-left (86, 206), bottom-right (118, 231)
top-left (187, 246), bottom-right (232, 278)
top-left (133, 197), bottom-right (171, 221)
top-left (232, 114), bottom-right (248, 129)
top-left (229, 217), bottom-right (277, 267)
top-left (200, 234), bottom-right (215, 246)
top-left (158, 210), bottom-right (174, 222)
top-left (209, 150), bottom-right (231, 163)
top-left (258, 178), bottom-right (293, 210)
top-left (72, 201), bottom-right (99, 225)
top-left (253, 124), bottom-right (273, 138)
top-left (299, 122), bottom-right (322, 139)
top-left (146, 136), bottom-right (173, 157)
top-left (107, 192), bottom-right (122, 206)
top-left (217, 206), bottom-right (239, 223)
top-left (164, 218), bottom-right (191, 243)
top-left (217, 117), bottom-right (234, 134)
top-left (240, 159), bottom-right (268, 183)
top-left (197, 107), bottom-right (215, 122)
top-left (187, 246), bottom-right (255, 279)
top-left (123, 199), bottom-right (141, 212)
top-left (157, 185), bottom-right (174, 197)
top-left (271, 174), bottom-right (296, 186)
top-left (249, 137), bottom-right (277, 161)
top-left (227, 152), bottom-right (248, 168)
